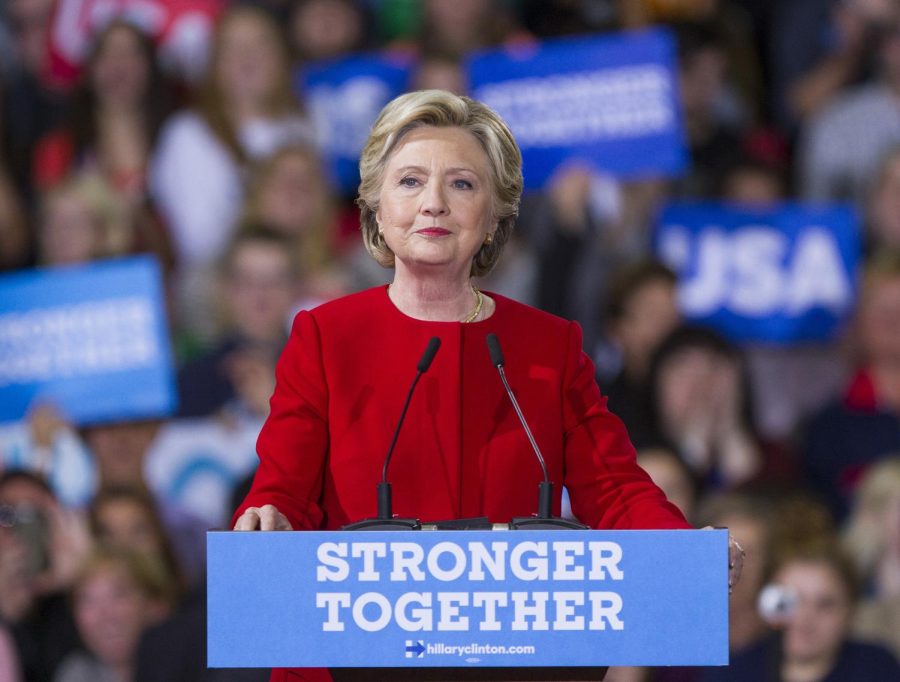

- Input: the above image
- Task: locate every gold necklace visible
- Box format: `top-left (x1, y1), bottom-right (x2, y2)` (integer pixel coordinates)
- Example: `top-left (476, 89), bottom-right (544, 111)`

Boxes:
top-left (462, 285), bottom-right (483, 323)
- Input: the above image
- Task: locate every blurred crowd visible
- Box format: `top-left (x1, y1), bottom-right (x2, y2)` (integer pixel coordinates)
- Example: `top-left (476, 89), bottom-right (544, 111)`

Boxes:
top-left (1, 0), bottom-right (900, 680)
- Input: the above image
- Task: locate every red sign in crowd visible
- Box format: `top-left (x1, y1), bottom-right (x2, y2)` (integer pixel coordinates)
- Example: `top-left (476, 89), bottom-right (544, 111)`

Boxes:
top-left (47, 0), bottom-right (223, 85)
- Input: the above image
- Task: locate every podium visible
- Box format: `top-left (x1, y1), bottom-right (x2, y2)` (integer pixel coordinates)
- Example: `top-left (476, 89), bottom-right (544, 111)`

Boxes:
top-left (207, 529), bottom-right (729, 678)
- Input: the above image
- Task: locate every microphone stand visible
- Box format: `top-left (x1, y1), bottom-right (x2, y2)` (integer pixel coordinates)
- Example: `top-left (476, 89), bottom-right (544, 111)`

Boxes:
top-left (487, 334), bottom-right (588, 531)
top-left (342, 337), bottom-right (441, 531)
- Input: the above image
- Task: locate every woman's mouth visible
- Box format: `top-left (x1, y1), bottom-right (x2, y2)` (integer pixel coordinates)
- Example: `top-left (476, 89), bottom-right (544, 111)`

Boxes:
top-left (416, 228), bottom-right (451, 237)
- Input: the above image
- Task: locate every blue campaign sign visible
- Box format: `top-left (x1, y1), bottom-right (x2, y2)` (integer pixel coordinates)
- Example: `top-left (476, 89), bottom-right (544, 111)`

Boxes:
top-left (299, 54), bottom-right (412, 194)
top-left (655, 202), bottom-right (860, 343)
top-left (208, 529), bottom-right (728, 668)
top-left (468, 29), bottom-right (686, 189)
top-left (0, 256), bottom-right (176, 425)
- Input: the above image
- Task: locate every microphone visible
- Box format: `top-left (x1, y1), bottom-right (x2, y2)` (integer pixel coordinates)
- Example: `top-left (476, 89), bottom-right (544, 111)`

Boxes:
top-left (486, 333), bottom-right (587, 530)
top-left (343, 336), bottom-right (440, 531)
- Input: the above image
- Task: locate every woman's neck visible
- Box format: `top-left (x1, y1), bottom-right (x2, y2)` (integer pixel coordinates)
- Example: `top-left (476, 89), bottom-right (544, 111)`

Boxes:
top-left (781, 652), bottom-right (837, 682)
top-left (97, 102), bottom-right (142, 122)
top-left (389, 266), bottom-right (478, 322)
top-left (229, 97), bottom-right (266, 125)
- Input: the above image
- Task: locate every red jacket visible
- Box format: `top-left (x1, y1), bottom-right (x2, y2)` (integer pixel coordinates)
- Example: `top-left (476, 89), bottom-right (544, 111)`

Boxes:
top-left (235, 286), bottom-right (689, 531)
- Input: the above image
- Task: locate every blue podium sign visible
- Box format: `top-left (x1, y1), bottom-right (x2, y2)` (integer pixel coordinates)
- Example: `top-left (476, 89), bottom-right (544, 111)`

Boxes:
top-left (0, 256), bottom-right (176, 424)
top-left (468, 29), bottom-right (687, 189)
top-left (207, 529), bottom-right (728, 668)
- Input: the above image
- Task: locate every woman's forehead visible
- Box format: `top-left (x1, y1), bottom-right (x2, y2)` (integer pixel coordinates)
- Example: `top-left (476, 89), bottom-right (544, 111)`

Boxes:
top-left (386, 126), bottom-right (490, 170)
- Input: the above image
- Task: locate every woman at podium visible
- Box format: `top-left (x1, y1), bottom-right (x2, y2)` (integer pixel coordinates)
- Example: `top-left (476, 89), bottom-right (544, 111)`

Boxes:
top-left (231, 87), bottom-right (742, 682)
top-left (233, 88), bottom-right (695, 535)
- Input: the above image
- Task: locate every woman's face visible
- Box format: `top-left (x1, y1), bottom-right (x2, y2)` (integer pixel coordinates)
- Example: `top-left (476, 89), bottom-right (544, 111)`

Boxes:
top-left (776, 560), bottom-right (852, 666)
top-left (615, 280), bottom-right (680, 374)
top-left (258, 152), bottom-right (323, 233)
top-left (657, 346), bottom-right (733, 435)
top-left (858, 275), bottom-right (900, 364)
top-left (225, 241), bottom-right (295, 340)
top-left (74, 563), bottom-right (148, 667)
top-left (376, 126), bottom-right (495, 277)
top-left (215, 12), bottom-right (282, 108)
top-left (94, 499), bottom-right (161, 560)
top-left (290, 0), bottom-right (361, 61)
top-left (90, 25), bottom-right (150, 109)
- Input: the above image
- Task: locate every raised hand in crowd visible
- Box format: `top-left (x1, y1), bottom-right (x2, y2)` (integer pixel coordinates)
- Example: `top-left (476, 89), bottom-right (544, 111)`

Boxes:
top-left (0, 472), bottom-right (91, 615)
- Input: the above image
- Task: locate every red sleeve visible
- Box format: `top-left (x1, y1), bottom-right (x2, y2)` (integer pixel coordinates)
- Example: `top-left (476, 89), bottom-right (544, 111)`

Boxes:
top-left (561, 321), bottom-right (691, 530)
top-left (231, 311), bottom-right (329, 530)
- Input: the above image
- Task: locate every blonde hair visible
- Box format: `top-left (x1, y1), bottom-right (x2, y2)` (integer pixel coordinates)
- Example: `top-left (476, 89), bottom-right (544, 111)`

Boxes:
top-left (41, 172), bottom-right (132, 261)
top-left (356, 89), bottom-right (522, 277)
top-left (842, 456), bottom-right (900, 578)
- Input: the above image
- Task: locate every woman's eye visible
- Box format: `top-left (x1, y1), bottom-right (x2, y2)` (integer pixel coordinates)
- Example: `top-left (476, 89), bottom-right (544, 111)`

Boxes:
top-left (452, 179), bottom-right (473, 190)
top-left (400, 177), bottom-right (419, 187)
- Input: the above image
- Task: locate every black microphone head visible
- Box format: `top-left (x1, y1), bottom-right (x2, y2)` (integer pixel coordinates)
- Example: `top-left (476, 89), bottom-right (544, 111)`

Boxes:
top-left (417, 336), bottom-right (441, 373)
top-left (486, 333), bottom-right (504, 367)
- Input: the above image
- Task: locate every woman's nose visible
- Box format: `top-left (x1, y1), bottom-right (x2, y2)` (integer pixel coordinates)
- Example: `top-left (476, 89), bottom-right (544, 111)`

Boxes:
top-left (420, 181), bottom-right (449, 216)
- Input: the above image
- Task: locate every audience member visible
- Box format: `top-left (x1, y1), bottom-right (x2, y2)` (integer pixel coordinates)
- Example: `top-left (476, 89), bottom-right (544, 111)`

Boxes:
top-left (624, 1), bottom-right (764, 125)
top-left (802, 252), bottom-right (900, 519)
top-left (150, 4), bottom-right (312, 270)
top-left (0, 471), bottom-right (86, 682)
top-left (32, 20), bottom-right (173, 206)
top-left (703, 542), bottom-right (900, 681)
top-left (81, 420), bottom-right (208, 585)
top-left (843, 456), bottom-right (900, 657)
top-left (36, 172), bottom-right (132, 266)
top-left (771, 0), bottom-right (895, 129)
top-left (646, 325), bottom-right (762, 492)
top-left (516, 164), bottom-right (630, 352)
top-left (800, 9), bottom-right (900, 202)
top-left (287, 0), bottom-right (366, 64)
top-left (176, 227), bottom-right (298, 418)
top-left (240, 145), bottom-right (351, 301)
top-left (0, 401), bottom-right (96, 508)
top-left (53, 547), bottom-right (172, 682)
top-left (88, 486), bottom-right (186, 604)
top-left (673, 21), bottom-right (745, 199)
top-left (405, 0), bottom-right (529, 60)
top-left (601, 260), bottom-right (681, 443)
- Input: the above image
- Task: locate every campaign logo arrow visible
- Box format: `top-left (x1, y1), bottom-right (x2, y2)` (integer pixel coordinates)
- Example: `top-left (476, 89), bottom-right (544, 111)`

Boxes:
top-left (404, 640), bottom-right (425, 658)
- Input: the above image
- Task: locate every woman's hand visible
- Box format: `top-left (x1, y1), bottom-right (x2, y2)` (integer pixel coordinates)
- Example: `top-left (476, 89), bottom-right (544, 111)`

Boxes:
top-left (233, 505), bottom-right (292, 531)
top-left (31, 504), bottom-right (91, 596)
top-left (703, 526), bottom-right (744, 594)
top-left (728, 534), bottom-right (745, 594)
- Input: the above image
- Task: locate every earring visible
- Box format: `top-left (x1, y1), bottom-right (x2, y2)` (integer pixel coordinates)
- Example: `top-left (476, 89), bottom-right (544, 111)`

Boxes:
top-left (484, 233), bottom-right (494, 246)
